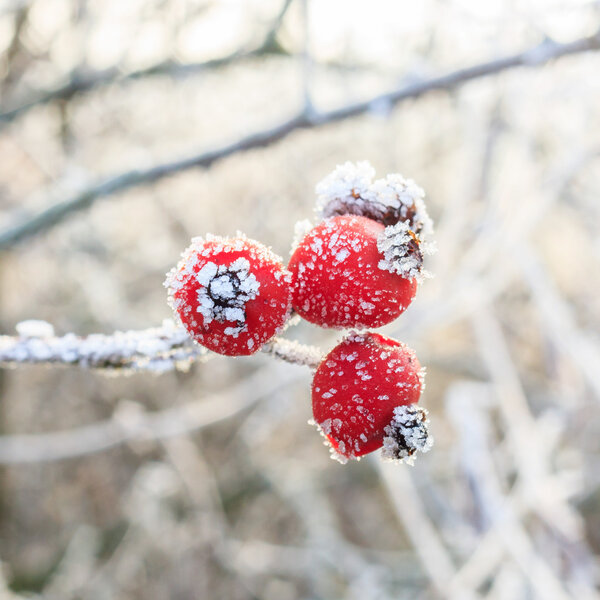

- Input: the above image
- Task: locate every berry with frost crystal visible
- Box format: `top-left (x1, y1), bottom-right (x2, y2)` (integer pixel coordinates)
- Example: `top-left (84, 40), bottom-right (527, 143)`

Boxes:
top-left (311, 332), bottom-right (429, 463)
top-left (315, 161), bottom-right (434, 240)
top-left (165, 235), bottom-right (292, 356)
top-left (289, 215), bottom-right (423, 329)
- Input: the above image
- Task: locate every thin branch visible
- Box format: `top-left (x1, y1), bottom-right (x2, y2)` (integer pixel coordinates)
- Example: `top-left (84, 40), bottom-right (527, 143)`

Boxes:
top-left (261, 336), bottom-right (322, 369)
top-left (0, 319), bottom-right (322, 372)
top-left (300, 0), bottom-right (314, 114)
top-left (518, 243), bottom-right (600, 400)
top-left (0, 363), bottom-right (305, 464)
top-left (0, 30), bottom-right (599, 250)
top-left (0, 0), bottom-right (294, 125)
top-left (0, 113), bottom-right (309, 250)
top-left (374, 459), bottom-right (474, 600)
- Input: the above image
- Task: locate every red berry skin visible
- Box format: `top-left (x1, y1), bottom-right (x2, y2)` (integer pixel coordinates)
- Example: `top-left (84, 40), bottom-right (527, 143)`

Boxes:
top-left (289, 215), bottom-right (417, 329)
top-left (312, 332), bottom-right (423, 460)
top-left (165, 236), bottom-right (292, 356)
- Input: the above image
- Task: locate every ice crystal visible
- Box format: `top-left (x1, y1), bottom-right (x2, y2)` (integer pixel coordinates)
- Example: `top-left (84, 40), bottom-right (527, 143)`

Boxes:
top-left (16, 320), bottom-right (55, 338)
top-left (381, 405), bottom-right (433, 465)
top-left (377, 222), bottom-right (426, 281)
top-left (315, 161), bottom-right (434, 241)
top-left (309, 418), bottom-right (353, 464)
top-left (195, 257), bottom-right (259, 336)
top-left (369, 173), bottom-right (433, 238)
top-left (0, 319), bottom-right (205, 372)
top-left (315, 161), bottom-right (375, 221)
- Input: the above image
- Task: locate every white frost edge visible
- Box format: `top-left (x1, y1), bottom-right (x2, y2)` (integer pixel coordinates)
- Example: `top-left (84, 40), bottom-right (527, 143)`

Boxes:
top-left (290, 219), bottom-right (314, 255)
top-left (315, 161), bottom-right (435, 244)
top-left (315, 160), bottom-right (375, 215)
top-left (308, 418), bottom-right (357, 465)
top-left (16, 320), bottom-right (55, 338)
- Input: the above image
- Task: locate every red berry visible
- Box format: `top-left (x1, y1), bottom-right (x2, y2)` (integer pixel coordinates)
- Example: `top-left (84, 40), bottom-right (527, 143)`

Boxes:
top-left (165, 235), bottom-right (292, 356)
top-left (289, 215), bottom-right (423, 329)
top-left (311, 332), bottom-right (430, 463)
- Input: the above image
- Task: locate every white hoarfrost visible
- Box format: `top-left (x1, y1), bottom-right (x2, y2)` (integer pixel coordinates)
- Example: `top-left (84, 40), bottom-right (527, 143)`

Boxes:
top-left (377, 221), bottom-right (430, 282)
top-left (195, 257), bottom-right (260, 336)
top-left (0, 320), bottom-right (324, 372)
top-left (309, 418), bottom-right (352, 464)
top-left (315, 161), bottom-right (434, 242)
top-left (381, 405), bottom-right (433, 465)
top-left (15, 320), bottom-right (55, 338)
top-left (0, 319), bottom-right (206, 372)
top-left (315, 160), bottom-right (375, 216)
top-left (369, 173), bottom-right (433, 240)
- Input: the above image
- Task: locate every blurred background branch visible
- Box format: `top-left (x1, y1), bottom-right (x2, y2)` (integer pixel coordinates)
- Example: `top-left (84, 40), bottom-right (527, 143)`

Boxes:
top-left (0, 0), bottom-right (294, 126)
top-left (0, 28), bottom-right (599, 251)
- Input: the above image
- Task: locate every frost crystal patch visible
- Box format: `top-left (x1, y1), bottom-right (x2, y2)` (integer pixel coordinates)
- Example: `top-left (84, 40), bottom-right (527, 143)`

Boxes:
top-left (382, 405), bottom-right (433, 464)
top-left (196, 258), bottom-right (260, 336)
top-left (377, 222), bottom-right (425, 281)
top-left (315, 161), bottom-right (434, 239)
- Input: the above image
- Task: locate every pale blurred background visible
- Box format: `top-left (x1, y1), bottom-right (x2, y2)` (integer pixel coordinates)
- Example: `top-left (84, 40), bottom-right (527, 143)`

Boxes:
top-left (0, 0), bottom-right (600, 598)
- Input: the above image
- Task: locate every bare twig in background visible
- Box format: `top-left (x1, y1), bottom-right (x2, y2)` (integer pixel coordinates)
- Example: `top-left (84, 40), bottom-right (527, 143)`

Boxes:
top-left (0, 363), bottom-right (305, 464)
top-left (2, 3), bottom-right (30, 89)
top-left (300, 0), bottom-right (314, 114)
top-left (0, 319), bottom-right (322, 372)
top-left (519, 244), bottom-right (600, 400)
top-left (471, 308), bottom-right (595, 599)
top-left (0, 562), bottom-right (38, 600)
top-left (0, 0), bottom-right (294, 125)
top-left (375, 460), bottom-right (473, 600)
top-left (445, 379), bottom-right (591, 600)
top-left (1, 29), bottom-right (599, 251)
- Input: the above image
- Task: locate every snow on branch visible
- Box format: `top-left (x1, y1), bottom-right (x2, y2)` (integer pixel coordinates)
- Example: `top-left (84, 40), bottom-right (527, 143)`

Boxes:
top-left (0, 319), bottom-right (322, 373)
top-left (0, 29), bottom-right (598, 251)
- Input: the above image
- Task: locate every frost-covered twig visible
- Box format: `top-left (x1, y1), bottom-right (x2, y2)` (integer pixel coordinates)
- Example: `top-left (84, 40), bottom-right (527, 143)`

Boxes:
top-left (470, 308), bottom-right (594, 597)
top-left (1, 29), bottom-right (599, 250)
top-left (0, 0), bottom-right (294, 125)
top-left (518, 244), bottom-right (600, 400)
top-left (262, 336), bottom-right (322, 369)
top-left (444, 381), bottom-right (587, 599)
top-left (374, 460), bottom-right (470, 600)
top-left (0, 319), bottom-right (322, 372)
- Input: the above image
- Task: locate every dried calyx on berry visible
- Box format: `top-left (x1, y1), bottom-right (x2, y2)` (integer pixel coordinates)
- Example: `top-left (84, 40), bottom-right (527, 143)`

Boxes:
top-left (381, 405), bottom-right (433, 465)
top-left (195, 257), bottom-right (259, 335)
top-left (165, 234), bottom-right (292, 356)
top-left (315, 161), bottom-right (434, 241)
top-left (377, 221), bottom-right (430, 283)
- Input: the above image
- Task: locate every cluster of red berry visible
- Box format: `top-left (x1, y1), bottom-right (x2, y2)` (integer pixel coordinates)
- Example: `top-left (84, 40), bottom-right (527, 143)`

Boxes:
top-left (165, 162), bottom-right (434, 464)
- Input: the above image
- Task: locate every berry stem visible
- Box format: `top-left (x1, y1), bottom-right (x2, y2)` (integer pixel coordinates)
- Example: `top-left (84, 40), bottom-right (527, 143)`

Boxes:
top-left (0, 320), bottom-right (323, 373)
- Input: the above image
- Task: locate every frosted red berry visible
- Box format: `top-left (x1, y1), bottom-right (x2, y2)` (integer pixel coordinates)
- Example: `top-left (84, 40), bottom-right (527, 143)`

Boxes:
top-left (312, 331), bottom-right (431, 463)
top-left (289, 215), bottom-right (423, 329)
top-left (165, 235), bottom-right (292, 356)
